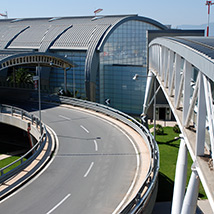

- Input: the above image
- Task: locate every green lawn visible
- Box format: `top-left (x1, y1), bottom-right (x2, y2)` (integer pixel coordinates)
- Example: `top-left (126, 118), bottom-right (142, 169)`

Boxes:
top-left (149, 125), bottom-right (206, 201)
top-left (0, 156), bottom-right (26, 174)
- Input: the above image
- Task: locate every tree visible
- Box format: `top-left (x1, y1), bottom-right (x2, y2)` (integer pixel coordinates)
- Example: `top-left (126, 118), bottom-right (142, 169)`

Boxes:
top-left (155, 124), bottom-right (164, 135)
top-left (7, 68), bottom-right (33, 84)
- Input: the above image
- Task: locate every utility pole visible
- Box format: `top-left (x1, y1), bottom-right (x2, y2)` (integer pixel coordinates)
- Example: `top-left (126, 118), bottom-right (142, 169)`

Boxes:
top-left (206, 1), bottom-right (214, 36)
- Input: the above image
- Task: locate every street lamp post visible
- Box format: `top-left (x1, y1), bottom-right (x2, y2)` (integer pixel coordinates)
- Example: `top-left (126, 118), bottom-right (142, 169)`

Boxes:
top-left (153, 78), bottom-right (156, 139)
top-left (65, 54), bottom-right (75, 97)
top-left (34, 64), bottom-right (42, 133)
top-left (73, 60), bottom-right (75, 98)
top-left (64, 67), bottom-right (67, 94)
top-left (133, 73), bottom-right (157, 140)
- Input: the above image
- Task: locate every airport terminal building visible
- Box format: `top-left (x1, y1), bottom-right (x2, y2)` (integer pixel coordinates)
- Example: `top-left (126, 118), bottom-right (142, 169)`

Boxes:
top-left (0, 15), bottom-right (203, 114)
top-left (0, 15), bottom-right (168, 114)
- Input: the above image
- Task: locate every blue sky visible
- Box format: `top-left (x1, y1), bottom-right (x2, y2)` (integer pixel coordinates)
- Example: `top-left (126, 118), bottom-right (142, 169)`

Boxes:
top-left (0, 0), bottom-right (210, 27)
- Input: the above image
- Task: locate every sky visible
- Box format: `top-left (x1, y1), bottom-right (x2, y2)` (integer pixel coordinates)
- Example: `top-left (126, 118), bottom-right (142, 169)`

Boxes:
top-left (0, 0), bottom-right (210, 28)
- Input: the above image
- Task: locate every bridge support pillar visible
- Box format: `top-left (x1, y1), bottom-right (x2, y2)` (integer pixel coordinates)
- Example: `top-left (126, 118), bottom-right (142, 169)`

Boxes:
top-left (171, 138), bottom-right (187, 214)
top-left (181, 165), bottom-right (199, 214)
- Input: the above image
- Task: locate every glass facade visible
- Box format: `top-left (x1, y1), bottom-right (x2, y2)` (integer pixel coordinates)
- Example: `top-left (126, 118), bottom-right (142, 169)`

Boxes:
top-left (48, 20), bottom-right (162, 115)
top-left (99, 20), bottom-right (160, 114)
top-left (49, 51), bottom-right (87, 98)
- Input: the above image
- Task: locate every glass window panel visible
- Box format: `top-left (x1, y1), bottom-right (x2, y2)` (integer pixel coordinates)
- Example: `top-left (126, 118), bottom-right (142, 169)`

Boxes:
top-left (99, 20), bottom-right (161, 114)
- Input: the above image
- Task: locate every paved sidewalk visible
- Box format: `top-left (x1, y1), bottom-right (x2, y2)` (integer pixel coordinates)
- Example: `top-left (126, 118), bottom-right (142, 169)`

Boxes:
top-left (148, 119), bottom-right (178, 127)
top-left (152, 200), bottom-right (212, 214)
top-left (148, 120), bottom-right (177, 134)
top-left (0, 154), bottom-right (11, 161)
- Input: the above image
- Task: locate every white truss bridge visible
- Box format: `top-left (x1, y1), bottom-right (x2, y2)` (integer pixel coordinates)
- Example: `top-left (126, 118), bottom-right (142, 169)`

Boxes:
top-left (145, 37), bottom-right (214, 214)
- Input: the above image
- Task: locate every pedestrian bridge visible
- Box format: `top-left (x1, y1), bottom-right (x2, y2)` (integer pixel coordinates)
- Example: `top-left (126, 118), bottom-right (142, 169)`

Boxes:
top-left (145, 36), bottom-right (214, 214)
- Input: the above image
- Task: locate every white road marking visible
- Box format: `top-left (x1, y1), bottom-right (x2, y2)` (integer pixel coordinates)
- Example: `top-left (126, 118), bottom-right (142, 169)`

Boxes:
top-left (46, 193), bottom-right (71, 214)
top-left (80, 125), bottom-right (89, 133)
top-left (84, 162), bottom-right (94, 177)
top-left (59, 115), bottom-right (70, 120)
top-left (94, 140), bottom-right (98, 151)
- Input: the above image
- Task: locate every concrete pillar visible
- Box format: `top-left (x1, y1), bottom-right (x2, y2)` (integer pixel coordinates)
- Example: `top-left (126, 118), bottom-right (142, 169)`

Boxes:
top-left (159, 46), bottom-right (164, 78)
top-left (142, 70), bottom-right (154, 114)
top-left (183, 60), bottom-right (192, 125)
top-left (171, 138), bottom-right (188, 214)
top-left (162, 47), bottom-right (168, 81)
top-left (174, 54), bottom-right (181, 104)
top-left (181, 167), bottom-right (199, 214)
top-left (164, 49), bottom-right (170, 88)
top-left (169, 52), bottom-right (175, 96)
top-left (196, 72), bottom-right (206, 156)
top-left (203, 75), bottom-right (214, 160)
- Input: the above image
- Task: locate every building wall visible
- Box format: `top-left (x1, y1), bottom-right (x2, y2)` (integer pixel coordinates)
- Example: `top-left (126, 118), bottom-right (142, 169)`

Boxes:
top-left (99, 20), bottom-right (161, 114)
top-left (46, 20), bottom-right (163, 115)
top-left (49, 50), bottom-right (87, 98)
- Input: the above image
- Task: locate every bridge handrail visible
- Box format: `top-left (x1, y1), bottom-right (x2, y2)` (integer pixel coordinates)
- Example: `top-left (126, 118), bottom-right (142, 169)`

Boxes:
top-left (0, 104), bottom-right (47, 183)
top-left (52, 96), bottom-right (159, 213)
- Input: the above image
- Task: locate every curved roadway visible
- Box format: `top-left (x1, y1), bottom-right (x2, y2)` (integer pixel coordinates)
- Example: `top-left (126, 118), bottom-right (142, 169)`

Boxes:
top-left (0, 104), bottom-right (139, 214)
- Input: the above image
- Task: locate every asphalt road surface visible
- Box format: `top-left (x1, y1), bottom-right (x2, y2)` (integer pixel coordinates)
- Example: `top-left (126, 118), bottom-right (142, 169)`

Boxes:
top-left (0, 103), bottom-right (138, 214)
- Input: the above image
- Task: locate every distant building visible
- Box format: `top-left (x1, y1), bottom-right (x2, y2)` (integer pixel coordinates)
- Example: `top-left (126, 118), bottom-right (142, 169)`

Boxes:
top-left (0, 15), bottom-right (204, 114)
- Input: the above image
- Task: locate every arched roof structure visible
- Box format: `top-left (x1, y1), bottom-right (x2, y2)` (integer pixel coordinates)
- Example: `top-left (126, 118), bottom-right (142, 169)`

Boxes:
top-left (0, 15), bottom-right (167, 51)
top-left (0, 52), bottom-right (75, 71)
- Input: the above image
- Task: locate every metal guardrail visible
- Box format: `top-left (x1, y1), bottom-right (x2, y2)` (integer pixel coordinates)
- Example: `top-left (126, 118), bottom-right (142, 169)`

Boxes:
top-left (0, 104), bottom-right (47, 183)
top-left (44, 95), bottom-right (159, 213)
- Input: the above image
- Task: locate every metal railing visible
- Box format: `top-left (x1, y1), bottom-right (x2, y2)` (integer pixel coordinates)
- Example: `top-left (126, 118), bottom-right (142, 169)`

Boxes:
top-left (0, 104), bottom-right (47, 183)
top-left (44, 95), bottom-right (159, 213)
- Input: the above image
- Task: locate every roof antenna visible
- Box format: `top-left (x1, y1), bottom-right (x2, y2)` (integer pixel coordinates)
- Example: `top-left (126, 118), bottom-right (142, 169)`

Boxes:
top-left (94, 8), bottom-right (103, 17)
top-left (0, 11), bottom-right (8, 19)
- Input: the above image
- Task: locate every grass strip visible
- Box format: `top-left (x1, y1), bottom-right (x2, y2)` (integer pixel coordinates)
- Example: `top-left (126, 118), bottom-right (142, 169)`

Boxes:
top-left (0, 156), bottom-right (26, 174)
top-left (149, 125), bottom-right (206, 201)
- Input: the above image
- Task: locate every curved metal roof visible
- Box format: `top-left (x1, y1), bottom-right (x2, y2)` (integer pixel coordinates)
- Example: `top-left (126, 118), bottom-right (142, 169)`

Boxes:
top-left (168, 37), bottom-right (214, 60)
top-left (0, 25), bottom-right (29, 49)
top-left (149, 37), bottom-right (214, 81)
top-left (0, 15), bottom-right (166, 52)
